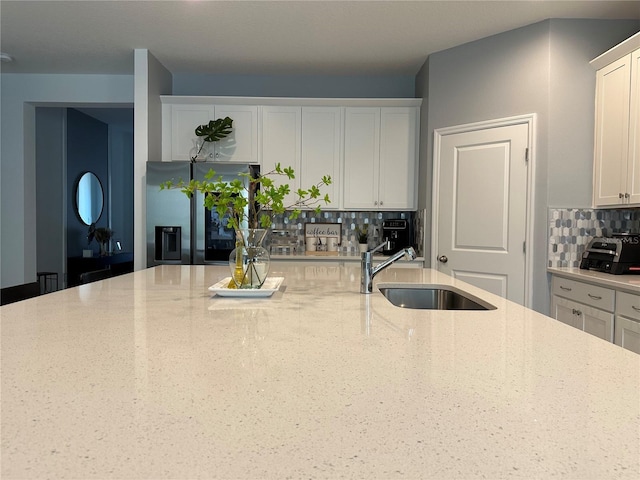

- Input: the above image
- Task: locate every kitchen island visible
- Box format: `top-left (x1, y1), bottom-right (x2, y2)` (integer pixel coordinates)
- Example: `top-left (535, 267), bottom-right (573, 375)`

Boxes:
top-left (1, 264), bottom-right (638, 479)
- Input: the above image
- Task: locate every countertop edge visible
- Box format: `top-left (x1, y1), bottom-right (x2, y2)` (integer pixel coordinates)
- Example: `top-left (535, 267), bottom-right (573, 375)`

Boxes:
top-left (548, 266), bottom-right (640, 294)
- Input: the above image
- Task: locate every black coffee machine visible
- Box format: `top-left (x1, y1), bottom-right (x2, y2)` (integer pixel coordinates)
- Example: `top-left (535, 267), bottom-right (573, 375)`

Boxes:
top-left (381, 219), bottom-right (412, 255)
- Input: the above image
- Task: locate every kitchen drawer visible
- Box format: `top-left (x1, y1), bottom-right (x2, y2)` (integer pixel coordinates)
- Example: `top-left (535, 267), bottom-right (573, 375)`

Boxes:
top-left (615, 291), bottom-right (640, 321)
top-left (551, 276), bottom-right (615, 312)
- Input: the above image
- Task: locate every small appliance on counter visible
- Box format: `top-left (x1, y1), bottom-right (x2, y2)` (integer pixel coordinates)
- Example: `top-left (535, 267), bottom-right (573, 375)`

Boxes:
top-left (579, 234), bottom-right (640, 274)
top-left (381, 219), bottom-right (412, 255)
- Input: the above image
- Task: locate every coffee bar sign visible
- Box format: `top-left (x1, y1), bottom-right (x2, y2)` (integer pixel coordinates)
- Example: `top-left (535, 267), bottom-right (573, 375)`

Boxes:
top-left (304, 222), bottom-right (341, 254)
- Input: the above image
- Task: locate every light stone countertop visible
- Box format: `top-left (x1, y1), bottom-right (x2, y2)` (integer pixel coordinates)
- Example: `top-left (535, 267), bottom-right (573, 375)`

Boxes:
top-left (270, 252), bottom-right (425, 263)
top-left (1, 264), bottom-right (639, 479)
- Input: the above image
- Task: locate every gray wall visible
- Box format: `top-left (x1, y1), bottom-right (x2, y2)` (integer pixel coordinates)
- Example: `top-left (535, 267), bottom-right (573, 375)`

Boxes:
top-left (173, 73), bottom-right (416, 98)
top-left (547, 19), bottom-right (640, 207)
top-left (1, 73), bottom-right (133, 288)
top-left (417, 19), bottom-right (639, 314)
top-left (109, 124), bottom-right (135, 253)
top-left (35, 108), bottom-right (65, 284)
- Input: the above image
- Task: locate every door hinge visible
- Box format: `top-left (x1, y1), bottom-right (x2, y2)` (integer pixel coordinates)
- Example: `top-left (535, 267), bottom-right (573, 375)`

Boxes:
top-left (523, 241), bottom-right (526, 254)
top-left (525, 147), bottom-right (529, 163)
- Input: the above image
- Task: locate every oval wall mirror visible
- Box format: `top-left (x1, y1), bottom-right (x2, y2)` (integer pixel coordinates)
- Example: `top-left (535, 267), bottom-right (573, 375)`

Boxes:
top-left (76, 172), bottom-right (104, 225)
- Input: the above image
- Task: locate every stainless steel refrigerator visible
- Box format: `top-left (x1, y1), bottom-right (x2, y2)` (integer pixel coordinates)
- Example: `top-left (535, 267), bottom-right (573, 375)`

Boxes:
top-left (146, 162), bottom-right (255, 267)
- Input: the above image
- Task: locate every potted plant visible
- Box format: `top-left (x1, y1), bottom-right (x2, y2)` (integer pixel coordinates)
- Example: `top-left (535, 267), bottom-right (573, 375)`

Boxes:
top-left (161, 163), bottom-right (331, 288)
top-left (190, 117), bottom-right (233, 162)
top-left (355, 224), bottom-right (369, 253)
top-left (87, 223), bottom-right (114, 256)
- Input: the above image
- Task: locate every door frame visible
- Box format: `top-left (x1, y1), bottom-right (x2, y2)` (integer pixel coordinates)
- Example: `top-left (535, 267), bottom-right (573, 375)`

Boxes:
top-left (431, 114), bottom-right (536, 308)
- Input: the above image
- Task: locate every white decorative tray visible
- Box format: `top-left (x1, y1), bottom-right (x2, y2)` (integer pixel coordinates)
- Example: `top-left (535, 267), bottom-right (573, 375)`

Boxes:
top-left (208, 277), bottom-right (284, 297)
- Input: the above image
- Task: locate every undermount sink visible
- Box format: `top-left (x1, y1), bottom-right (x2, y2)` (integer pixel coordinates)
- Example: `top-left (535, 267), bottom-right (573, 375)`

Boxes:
top-left (378, 284), bottom-right (496, 310)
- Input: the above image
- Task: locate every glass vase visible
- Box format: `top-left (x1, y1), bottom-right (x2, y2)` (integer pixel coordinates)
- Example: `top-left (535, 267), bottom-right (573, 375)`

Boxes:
top-left (229, 229), bottom-right (271, 289)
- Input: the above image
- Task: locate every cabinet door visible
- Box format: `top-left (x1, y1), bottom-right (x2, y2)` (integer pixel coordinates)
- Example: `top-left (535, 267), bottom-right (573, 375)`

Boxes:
top-left (379, 107), bottom-right (418, 210)
top-left (551, 295), bottom-right (583, 329)
top-left (628, 49), bottom-right (640, 204)
top-left (170, 105), bottom-right (215, 161)
top-left (593, 55), bottom-right (631, 206)
top-left (214, 105), bottom-right (258, 163)
top-left (343, 107), bottom-right (380, 209)
top-left (301, 107), bottom-right (342, 210)
top-left (614, 315), bottom-right (640, 354)
top-left (261, 106), bottom-right (301, 207)
top-left (582, 307), bottom-right (614, 342)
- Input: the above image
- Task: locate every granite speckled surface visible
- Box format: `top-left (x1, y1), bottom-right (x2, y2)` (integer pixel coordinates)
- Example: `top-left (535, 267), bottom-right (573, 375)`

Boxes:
top-left (2, 264), bottom-right (639, 479)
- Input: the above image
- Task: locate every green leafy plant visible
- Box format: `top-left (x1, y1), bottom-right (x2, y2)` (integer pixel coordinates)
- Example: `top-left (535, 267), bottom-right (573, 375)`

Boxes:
top-left (191, 117), bottom-right (233, 162)
top-left (87, 223), bottom-right (114, 245)
top-left (160, 163), bottom-right (332, 230)
top-left (355, 224), bottom-right (368, 243)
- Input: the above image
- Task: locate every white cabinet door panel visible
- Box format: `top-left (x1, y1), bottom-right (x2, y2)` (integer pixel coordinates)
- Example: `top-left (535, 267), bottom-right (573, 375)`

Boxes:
top-left (628, 49), bottom-right (640, 204)
top-left (261, 106), bottom-right (301, 207)
top-left (301, 107), bottom-right (342, 210)
top-left (551, 296), bottom-right (583, 329)
top-left (379, 107), bottom-right (417, 209)
top-left (170, 105), bottom-right (214, 161)
top-left (343, 108), bottom-right (380, 209)
top-left (594, 55), bottom-right (631, 206)
top-left (582, 307), bottom-right (614, 342)
top-left (214, 105), bottom-right (258, 163)
top-left (614, 315), bottom-right (640, 354)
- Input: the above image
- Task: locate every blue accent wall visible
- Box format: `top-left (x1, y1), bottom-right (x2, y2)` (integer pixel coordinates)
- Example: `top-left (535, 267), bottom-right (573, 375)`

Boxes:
top-left (66, 109), bottom-right (109, 257)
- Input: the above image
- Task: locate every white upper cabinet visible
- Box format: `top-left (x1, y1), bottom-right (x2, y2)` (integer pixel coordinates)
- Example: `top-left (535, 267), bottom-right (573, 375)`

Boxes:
top-left (379, 108), bottom-right (418, 210)
top-left (212, 105), bottom-right (259, 163)
top-left (162, 103), bottom-right (258, 163)
top-left (161, 96), bottom-right (421, 211)
top-left (301, 107), bottom-right (342, 210)
top-left (592, 33), bottom-right (640, 207)
top-left (343, 107), bottom-right (418, 210)
top-left (261, 106), bottom-right (302, 208)
top-left (261, 106), bottom-right (342, 210)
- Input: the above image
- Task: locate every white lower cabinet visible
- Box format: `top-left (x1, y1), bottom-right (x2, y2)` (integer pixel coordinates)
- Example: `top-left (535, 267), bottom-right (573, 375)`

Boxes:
top-left (550, 276), bottom-right (614, 342)
top-left (614, 291), bottom-right (640, 354)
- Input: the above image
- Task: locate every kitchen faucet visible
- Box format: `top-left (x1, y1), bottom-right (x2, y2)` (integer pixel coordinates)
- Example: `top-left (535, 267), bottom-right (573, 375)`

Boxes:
top-left (360, 240), bottom-right (417, 293)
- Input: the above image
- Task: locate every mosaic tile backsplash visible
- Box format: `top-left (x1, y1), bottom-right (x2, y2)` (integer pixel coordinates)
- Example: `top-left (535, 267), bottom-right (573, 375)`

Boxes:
top-left (548, 208), bottom-right (640, 267)
top-left (269, 210), bottom-right (423, 256)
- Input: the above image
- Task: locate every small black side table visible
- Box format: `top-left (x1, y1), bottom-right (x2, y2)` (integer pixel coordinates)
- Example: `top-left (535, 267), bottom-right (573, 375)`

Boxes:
top-left (37, 271), bottom-right (58, 294)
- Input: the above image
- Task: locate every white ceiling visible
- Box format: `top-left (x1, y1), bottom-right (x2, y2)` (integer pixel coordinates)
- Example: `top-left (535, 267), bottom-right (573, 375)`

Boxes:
top-left (1, 1), bottom-right (639, 77)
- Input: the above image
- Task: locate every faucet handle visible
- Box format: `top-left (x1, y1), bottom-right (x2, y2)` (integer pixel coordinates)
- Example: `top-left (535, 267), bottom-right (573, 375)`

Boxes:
top-left (404, 247), bottom-right (417, 260)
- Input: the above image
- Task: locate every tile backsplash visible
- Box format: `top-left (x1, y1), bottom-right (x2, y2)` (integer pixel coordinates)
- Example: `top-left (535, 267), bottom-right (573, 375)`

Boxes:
top-left (269, 210), bottom-right (423, 255)
top-left (548, 208), bottom-right (640, 267)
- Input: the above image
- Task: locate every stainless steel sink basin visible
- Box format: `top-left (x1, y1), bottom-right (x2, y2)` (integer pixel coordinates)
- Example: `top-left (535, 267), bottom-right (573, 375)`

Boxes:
top-left (378, 284), bottom-right (496, 310)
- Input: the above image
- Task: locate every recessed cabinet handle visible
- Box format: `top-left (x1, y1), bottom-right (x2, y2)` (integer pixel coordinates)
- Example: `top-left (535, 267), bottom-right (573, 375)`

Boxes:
top-left (587, 294), bottom-right (602, 300)
top-left (560, 286), bottom-right (572, 291)
top-left (632, 306), bottom-right (640, 312)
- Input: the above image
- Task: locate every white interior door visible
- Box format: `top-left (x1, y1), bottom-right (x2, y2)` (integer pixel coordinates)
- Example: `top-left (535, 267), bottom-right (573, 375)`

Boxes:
top-left (433, 119), bottom-right (531, 305)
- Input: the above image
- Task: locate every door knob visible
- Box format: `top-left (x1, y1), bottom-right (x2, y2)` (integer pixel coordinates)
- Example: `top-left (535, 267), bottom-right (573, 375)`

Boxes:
top-left (438, 255), bottom-right (448, 263)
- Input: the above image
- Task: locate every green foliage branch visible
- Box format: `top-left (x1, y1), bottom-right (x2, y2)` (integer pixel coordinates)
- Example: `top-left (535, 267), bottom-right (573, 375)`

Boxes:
top-left (160, 163), bottom-right (332, 230)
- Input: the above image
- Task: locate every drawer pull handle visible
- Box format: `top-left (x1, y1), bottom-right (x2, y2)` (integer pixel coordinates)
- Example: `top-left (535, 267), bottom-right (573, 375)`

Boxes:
top-left (632, 306), bottom-right (640, 312)
top-left (588, 294), bottom-right (602, 300)
top-left (560, 286), bottom-right (572, 291)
